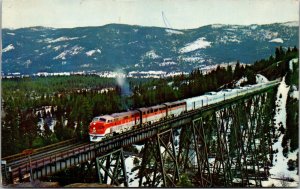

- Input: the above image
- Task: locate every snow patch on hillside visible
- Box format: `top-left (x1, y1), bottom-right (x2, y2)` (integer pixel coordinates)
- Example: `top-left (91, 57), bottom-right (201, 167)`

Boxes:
top-left (219, 35), bottom-right (241, 44)
top-left (7, 32), bottom-right (15, 36)
top-left (179, 37), bottom-right (211, 53)
top-left (289, 58), bottom-right (298, 71)
top-left (262, 77), bottom-right (299, 187)
top-left (290, 90), bottom-right (299, 100)
top-left (47, 36), bottom-right (79, 43)
top-left (165, 29), bottom-right (184, 35)
top-left (86, 49), bottom-right (101, 56)
top-left (256, 74), bottom-right (269, 83)
top-left (181, 57), bottom-right (205, 63)
top-left (250, 25), bottom-right (258, 30)
top-left (145, 50), bottom-right (160, 59)
top-left (235, 77), bottom-right (248, 86)
top-left (289, 85), bottom-right (299, 100)
top-left (80, 64), bottom-right (92, 68)
top-left (53, 46), bottom-right (61, 51)
top-left (159, 61), bottom-right (177, 66)
top-left (53, 46), bottom-right (84, 60)
top-left (3, 44), bottom-right (15, 52)
top-left (269, 38), bottom-right (284, 43)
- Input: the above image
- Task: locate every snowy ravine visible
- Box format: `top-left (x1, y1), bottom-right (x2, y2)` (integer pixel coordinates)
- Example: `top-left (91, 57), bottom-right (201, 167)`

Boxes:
top-left (261, 76), bottom-right (299, 187)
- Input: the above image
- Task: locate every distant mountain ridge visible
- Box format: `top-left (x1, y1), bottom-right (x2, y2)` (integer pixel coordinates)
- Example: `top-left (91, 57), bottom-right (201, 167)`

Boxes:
top-left (2, 21), bottom-right (298, 75)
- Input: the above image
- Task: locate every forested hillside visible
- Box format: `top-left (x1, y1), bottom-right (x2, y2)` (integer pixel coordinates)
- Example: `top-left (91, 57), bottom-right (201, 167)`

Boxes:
top-left (2, 22), bottom-right (298, 74)
top-left (1, 47), bottom-right (298, 157)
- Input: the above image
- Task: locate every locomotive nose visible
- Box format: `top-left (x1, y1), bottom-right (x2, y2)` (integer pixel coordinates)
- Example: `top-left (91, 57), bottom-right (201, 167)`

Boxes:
top-left (89, 122), bottom-right (97, 133)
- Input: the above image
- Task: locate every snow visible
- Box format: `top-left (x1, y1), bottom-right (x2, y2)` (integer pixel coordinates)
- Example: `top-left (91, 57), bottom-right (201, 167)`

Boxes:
top-left (261, 77), bottom-right (298, 187)
top-left (47, 36), bottom-right (79, 43)
top-left (289, 58), bottom-right (298, 71)
top-left (274, 77), bottom-right (290, 129)
top-left (33, 72), bottom-right (71, 77)
top-left (235, 77), bottom-right (248, 86)
top-left (165, 29), bottom-right (184, 35)
top-left (125, 156), bottom-right (141, 187)
top-left (86, 49), bottom-right (101, 56)
top-left (269, 38), bottom-right (284, 43)
top-left (145, 50), bottom-right (160, 59)
top-left (80, 64), bottom-right (91, 68)
top-left (256, 74), bottom-right (269, 83)
top-left (179, 37), bottom-right (211, 53)
top-left (159, 61), bottom-right (177, 66)
top-left (219, 35), bottom-right (241, 44)
top-left (54, 52), bottom-right (67, 60)
top-left (289, 89), bottom-right (299, 100)
top-left (133, 145), bottom-right (144, 153)
top-left (128, 41), bottom-right (138, 45)
top-left (53, 46), bottom-right (61, 51)
top-left (250, 25), bottom-right (258, 30)
top-left (7, 32), bottom-right (15, 36)
top-left (53, 46), bottom-right (84, 60)
top-left (181, 56), bottom-right (205, 63)
top-left (2, 44), bottom-right (15, 52)
top-left (127, 70), bottom-right (188, 78)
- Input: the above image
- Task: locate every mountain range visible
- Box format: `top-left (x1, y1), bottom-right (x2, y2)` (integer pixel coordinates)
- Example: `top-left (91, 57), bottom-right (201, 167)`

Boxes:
top-left (2, 21), bottom-right (298, 75)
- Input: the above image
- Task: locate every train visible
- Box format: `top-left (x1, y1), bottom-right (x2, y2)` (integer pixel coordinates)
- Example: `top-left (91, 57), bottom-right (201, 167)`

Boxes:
top-left (89, 79), bottom-right (279, 142)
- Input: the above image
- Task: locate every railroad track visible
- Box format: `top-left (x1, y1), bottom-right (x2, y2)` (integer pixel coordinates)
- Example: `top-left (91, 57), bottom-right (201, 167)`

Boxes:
top-left (1, 82), bottom-right (279, 184)
top-left (2, 139), bottom-right (88, 168)
top-left (7, 142), bottom-right (89, 169)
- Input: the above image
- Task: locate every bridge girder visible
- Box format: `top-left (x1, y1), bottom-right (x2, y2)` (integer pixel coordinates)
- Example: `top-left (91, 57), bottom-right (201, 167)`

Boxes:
top-left (95, 148), bottom-right (128, 187)
top-left (137, 90), bottom-right (275, 187)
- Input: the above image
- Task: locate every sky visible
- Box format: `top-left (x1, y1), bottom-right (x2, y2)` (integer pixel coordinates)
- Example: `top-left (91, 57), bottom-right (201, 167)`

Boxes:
top-left (2, 0), bottom-right (299, 29)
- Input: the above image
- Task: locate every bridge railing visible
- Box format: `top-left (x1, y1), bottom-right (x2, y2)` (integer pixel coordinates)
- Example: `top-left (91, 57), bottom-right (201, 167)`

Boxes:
top-left (2, 139), bottom-right (77, 163)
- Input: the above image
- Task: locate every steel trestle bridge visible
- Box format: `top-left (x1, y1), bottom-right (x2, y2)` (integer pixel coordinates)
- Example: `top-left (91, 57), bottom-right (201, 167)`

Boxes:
top-left (1, 82), bottom-right (278, 187)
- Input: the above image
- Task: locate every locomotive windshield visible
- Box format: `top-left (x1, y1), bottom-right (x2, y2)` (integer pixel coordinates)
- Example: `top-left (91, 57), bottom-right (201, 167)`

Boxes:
top-left (92, 117), bottom-right (107, 122)
top-left (99, 118), bottom-right (107, 122)
top-left (92, 117), bottom-right (100, 122)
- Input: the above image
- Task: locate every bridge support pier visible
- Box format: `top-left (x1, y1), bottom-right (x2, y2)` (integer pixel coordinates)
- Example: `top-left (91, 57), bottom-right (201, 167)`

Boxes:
top-left (95, 148), bottom-right (128, 187)
top-left (138, 128), bottom-right (179, 187)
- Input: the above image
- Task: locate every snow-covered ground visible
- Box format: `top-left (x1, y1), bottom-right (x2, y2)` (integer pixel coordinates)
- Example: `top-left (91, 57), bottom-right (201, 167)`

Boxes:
top-left (46, 36), bottom-right (79, 43)
top-left (165, 29), bottom-right (184, 35)
top-left (256, 74), bottom-right (269, 83)
top-left (2, 44), bottom-right (15, 52)
top-left (235, 76), bottom-right (248, 86)
top-left (269, 38), bottom-right (284, 43)
top-left (179, 37), bottom-right (211, 53)
top-left (261, 76), bottom-right (298, 187)
top-left (290, 85), bottom-right (299, 100)
top-left (86, 49), bottom-right (101, 56)
top-left (125, 156), bottom-right (141, 187)
top-left (144, 50), bottom-right (161, 59)
top-left (53, 45), bottom-right (84, 60)
top-left (289, 58), bottom-right (298, 71)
